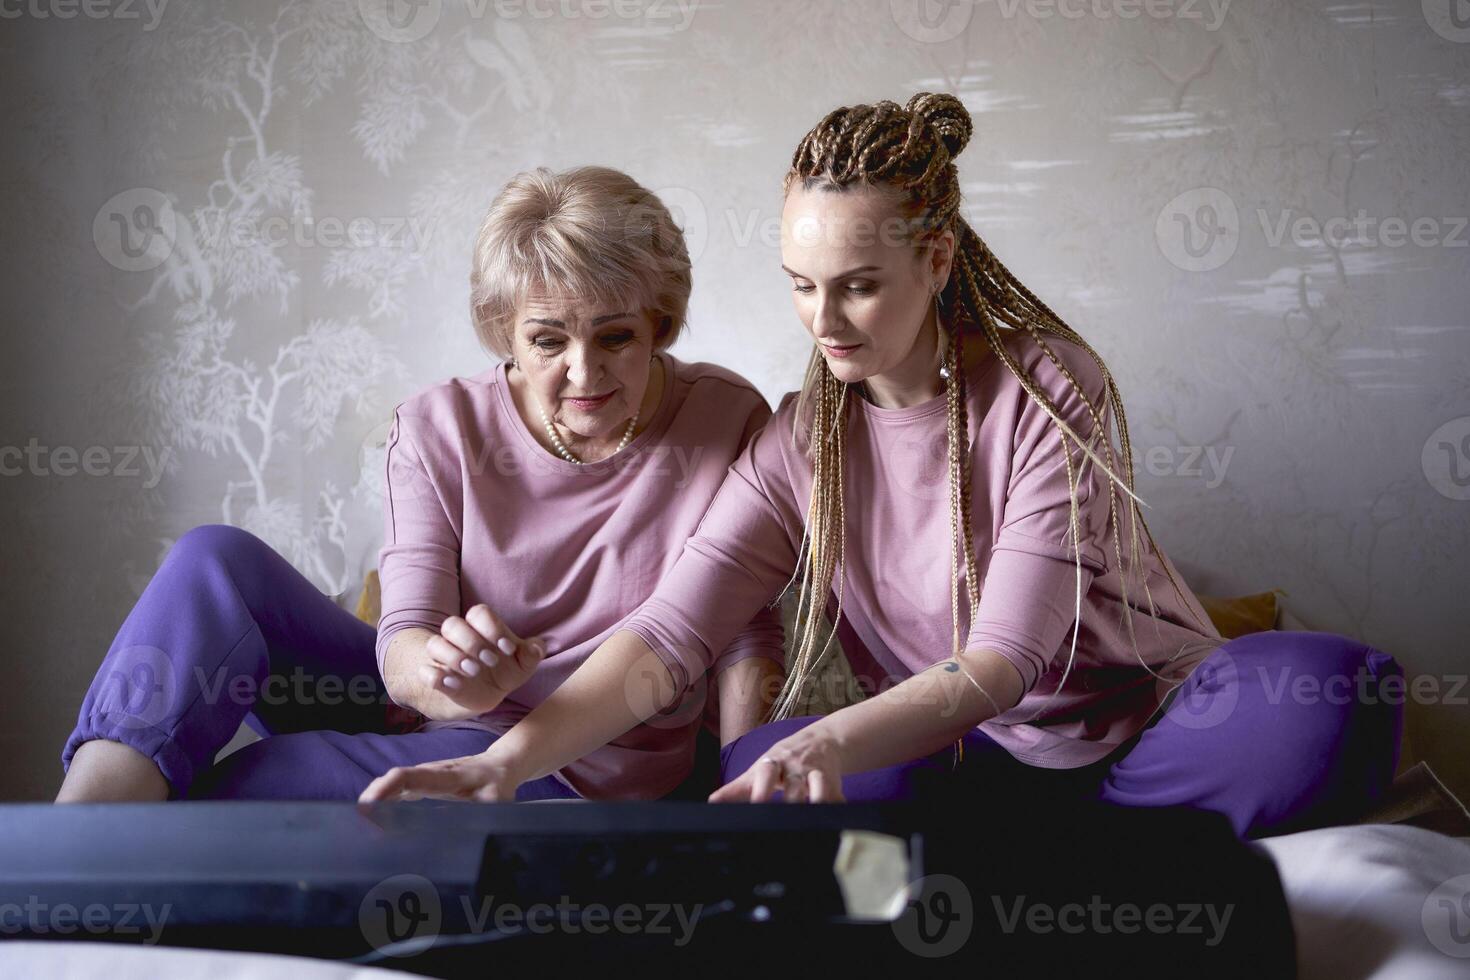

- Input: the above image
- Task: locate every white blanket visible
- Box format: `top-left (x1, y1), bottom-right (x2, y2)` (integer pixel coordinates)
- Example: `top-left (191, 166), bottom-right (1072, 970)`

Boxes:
top-left (1254, 823), bottom-right (1470, 979)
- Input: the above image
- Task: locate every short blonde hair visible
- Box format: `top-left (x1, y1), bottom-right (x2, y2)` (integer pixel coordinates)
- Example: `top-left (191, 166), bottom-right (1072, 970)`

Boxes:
top-left (469, 166), bottom-right (692, 358)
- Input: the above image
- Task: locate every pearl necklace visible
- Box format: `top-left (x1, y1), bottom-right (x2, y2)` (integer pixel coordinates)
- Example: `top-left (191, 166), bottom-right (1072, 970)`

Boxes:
top-left (538, 406), bottom-right (639, 464)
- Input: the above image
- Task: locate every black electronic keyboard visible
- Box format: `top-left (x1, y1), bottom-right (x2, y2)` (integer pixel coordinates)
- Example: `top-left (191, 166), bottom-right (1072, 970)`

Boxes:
top-left (0, 799), bottom-right (1295, 978)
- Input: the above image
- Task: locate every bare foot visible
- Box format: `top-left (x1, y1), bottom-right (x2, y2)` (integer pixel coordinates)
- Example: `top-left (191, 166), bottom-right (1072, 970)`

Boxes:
top-left (55, 739), bottom-right (170, 802)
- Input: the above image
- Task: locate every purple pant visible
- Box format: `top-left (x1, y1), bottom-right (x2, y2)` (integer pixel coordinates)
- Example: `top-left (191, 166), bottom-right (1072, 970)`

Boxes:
top-left (61, 524), bottom-right (580, 801)
top-left (721, 631), bottom-right (1404, 840)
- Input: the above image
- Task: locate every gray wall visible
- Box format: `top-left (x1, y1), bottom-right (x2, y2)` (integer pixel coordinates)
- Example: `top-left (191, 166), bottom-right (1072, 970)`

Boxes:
top-left (3, 0), bottom-right (1467, 800)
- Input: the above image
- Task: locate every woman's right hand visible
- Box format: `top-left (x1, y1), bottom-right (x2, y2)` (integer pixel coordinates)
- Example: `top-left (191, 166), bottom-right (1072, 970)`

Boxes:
top-left (421, 605), bottom-right (547, 717)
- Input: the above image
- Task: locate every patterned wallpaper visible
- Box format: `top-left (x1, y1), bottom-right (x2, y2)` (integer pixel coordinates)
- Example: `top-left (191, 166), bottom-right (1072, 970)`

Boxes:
top-left (2, 0), bottom-right (1467, 799)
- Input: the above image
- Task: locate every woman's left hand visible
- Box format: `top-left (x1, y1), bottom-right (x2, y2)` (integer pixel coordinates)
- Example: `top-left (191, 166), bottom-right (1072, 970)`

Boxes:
top-left (708, 726), bottom-right (846, 803)
top-left (357, 752), bottom-right (523, 804)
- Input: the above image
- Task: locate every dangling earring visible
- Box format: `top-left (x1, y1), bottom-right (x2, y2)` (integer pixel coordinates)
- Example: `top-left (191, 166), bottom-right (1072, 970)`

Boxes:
top-left (934, 287), bottom-right (952, 381)
top-left (509, 355), bottom-right (518, 370)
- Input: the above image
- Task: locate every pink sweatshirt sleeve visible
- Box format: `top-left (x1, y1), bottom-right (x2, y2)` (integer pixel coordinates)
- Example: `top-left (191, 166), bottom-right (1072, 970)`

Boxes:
top-left (621, 415), bottom-right (802, 694)
top-left (966, 347), bottom-right (1114, 695)
top-left (375, 409), bottom-right (463, 701)
top-left (706, 401), bottom-right (788, 678)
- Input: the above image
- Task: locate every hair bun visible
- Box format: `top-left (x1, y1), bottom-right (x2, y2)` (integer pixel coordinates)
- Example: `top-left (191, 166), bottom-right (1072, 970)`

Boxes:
top-left (905, 92), bottom-right (972, 160)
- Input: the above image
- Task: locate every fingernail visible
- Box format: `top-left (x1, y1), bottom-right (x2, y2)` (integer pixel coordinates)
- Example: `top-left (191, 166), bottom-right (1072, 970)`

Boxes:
top-left (478, 650), bottom-right (495, 666)
top-left (442, 675), bottom-right (462, 690)
top-left (497, 637), bottom-right (516, 655)
top-left (459, 658), bottom-right (480, 676)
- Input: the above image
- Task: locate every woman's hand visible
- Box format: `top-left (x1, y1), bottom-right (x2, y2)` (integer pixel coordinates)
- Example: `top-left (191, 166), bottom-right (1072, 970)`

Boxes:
top-left (708, 725), bottom-right (847, 803)
top-left (422, 605), bottom-right (546, 717)
top-left (357, 749), bottom-right (525, 804)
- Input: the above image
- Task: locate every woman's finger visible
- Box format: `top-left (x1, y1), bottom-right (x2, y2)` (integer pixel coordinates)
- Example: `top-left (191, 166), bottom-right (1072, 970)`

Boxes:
top-left (426, 634), bottom-right (473, 673)
top-left (360, 762), bottom-right (476, 803)
top-left (439, 615), bottom-right (483, 655)
top-left (807, 768), bottom-right (843, 803)
top-left (748, 757), bottom-right (782, 803)
top-left (781, 766), bottom-right (808, 804)
top-left (419, 662), bottom-right (463, 692)
top-left (708, 771), bottom-right (752, 803)
top-left (465, 605), bottom-right (524, 657)
top-left (511, 636), bottom-right (547, 674)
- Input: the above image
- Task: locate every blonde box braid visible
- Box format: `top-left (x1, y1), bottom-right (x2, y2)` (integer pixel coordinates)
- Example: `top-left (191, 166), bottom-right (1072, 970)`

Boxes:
top-left (769, 92), bottom-right (1217, 725)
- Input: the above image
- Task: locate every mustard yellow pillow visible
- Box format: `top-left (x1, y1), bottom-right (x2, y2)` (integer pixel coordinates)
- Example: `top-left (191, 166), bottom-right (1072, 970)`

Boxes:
top-left (1197, 589), bottom-right (1282, 639)
top-left (355, 569), bottom-right (381, 626)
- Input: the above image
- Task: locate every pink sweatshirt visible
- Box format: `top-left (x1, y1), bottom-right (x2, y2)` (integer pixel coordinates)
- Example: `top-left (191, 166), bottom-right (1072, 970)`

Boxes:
top-left (376, 352), bottom-right (786, 798)
top-left (624, 330), bottom-right (1225, 769)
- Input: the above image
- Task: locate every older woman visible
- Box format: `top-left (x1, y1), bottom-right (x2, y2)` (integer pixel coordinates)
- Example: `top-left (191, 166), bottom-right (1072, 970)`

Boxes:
top-left (56, 166), bottom-right (785, 802)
